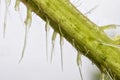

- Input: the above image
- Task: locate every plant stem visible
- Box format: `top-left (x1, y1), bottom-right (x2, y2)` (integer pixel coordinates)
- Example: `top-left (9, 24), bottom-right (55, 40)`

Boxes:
top-left (21, 0), bottom-right (120, 79)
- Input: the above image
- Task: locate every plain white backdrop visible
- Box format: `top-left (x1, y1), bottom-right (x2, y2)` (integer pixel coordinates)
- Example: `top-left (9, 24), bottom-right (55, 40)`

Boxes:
top-left (0, 0), bottom-right (120, 80)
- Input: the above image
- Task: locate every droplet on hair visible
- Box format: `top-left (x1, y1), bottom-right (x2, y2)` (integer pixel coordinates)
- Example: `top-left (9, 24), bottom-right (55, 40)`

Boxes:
top-left (51, 31), bottom-right (57, 62)
top-left (14, 0), bottom-right (20, 11)
top-left (45, 17), bottom-right (50, 61)
top-left (60, 36), bottom-right (64, 71)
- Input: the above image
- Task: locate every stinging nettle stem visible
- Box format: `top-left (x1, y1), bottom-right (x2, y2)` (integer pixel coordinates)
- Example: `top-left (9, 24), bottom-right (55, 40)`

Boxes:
top-left (21, 0), bottom-right (120, 79)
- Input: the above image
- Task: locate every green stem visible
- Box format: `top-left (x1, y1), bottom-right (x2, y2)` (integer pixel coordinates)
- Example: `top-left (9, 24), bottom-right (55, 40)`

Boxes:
top-left (21, 0), bottom-right (120, 79)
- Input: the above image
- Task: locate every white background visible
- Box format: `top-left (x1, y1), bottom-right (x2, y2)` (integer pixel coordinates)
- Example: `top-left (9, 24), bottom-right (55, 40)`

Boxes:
top-left (0, 0), bottom-right (120, 80)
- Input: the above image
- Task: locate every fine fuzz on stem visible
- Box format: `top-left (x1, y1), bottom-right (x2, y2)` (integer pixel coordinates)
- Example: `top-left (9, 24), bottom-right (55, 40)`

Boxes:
top-left (19, 7), bottom-right (32, 63)
top-left (51, 31), bottom-right (57, 62)
top-left (77, 51), bottom-right (83, 80)
top-left (60, 35), bottom-right (64, 71)
top-left (45, 17), bottom-right (50, 61)
top-left (19, 26), bottom-right (28, 63)
top-left (15, 0), bottom-right (20, 11)
top-left (3, 0), bottom-right (11, 38)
